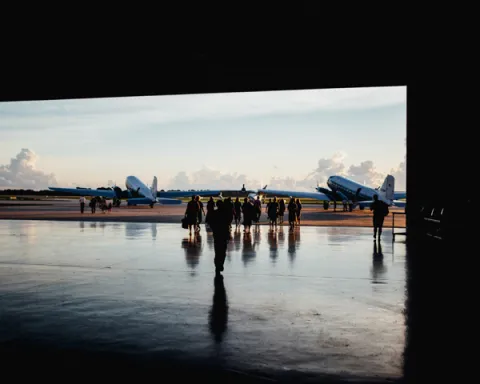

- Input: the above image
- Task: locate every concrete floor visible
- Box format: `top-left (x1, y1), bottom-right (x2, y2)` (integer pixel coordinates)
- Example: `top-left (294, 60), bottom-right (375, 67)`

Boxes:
top-left (0, 220), bottom-right (406, 382)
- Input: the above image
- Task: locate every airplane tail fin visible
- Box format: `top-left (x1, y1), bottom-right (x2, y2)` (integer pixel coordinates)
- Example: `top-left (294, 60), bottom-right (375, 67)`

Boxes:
top-left (151, 176), bottom-right (158, 199)
top-left (378, 175), bottom-right (395, 201)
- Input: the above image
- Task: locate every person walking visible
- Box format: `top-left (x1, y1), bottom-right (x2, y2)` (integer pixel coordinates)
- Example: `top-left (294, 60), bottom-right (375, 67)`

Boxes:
top-left (195, 195), bottom-right (205, 233)
top-left (185, 195), bottom-right (200, 236)
top-left (287, 197), bottom-right (297, 231)
top-left (90, 197), bottom-right (97, 214)
top-left (209, 200), bottom-right (231, 274)
top-left (370, 194), bottom-right (389, 240)
top-left (79, 196), bottom-right (86, 214)
top-left (295, 198), bottom-right (302, 226)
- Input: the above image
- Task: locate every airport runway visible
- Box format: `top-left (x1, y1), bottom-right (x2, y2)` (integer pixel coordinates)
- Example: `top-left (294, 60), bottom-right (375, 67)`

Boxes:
top-left (0, 200), bottom-right (406, 228)
top-left (0, 220), bottom-right (406, 382)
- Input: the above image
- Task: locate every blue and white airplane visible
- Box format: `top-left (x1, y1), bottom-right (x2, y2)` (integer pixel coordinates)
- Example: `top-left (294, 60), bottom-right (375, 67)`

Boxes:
top-left (49, 175), bottom-right (224, 208)
top-left (49, 174), bottom-right (268, 208)
top-left (257, 174), bottom-right (406, 209)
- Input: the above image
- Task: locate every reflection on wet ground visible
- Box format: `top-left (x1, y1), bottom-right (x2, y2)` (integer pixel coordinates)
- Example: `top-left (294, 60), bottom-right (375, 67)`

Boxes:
top-left (0, 220), bottom-right (406, 382)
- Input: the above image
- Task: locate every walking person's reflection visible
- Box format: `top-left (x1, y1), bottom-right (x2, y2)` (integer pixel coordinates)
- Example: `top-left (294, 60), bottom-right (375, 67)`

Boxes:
top-left (268, 229), bottom-right (278, 262)
top-left (288, 230), bottom-right (297, 263)
top-left (181, 235), bottom-right (202, 271)
top-left (209, 275), bottom-right (228, 343)
top-left (371, 240), bottom-right (387, 284)
top-left (253, 224), bottom-right (261, 249)
top-left (233, 227), bottom-right (242, 251)
top-left (241, 232), bottom-right (255, 266)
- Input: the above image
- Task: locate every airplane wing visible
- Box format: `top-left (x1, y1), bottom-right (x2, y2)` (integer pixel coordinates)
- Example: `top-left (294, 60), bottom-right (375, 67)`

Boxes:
top-left (127, 197), bottom-right (183, 205)
top-left (157, 198), bottom-right (183, 205)
top-left (258, 188), bottom-right (330, 201)
top-left (48, 187), bottom-right (116, 198)
top-left (394, 192), bottom-right (407, 200)
top-left (357, 199), bottom-right (406, 209)
top-left (157, 190), bottom-right (223, 198)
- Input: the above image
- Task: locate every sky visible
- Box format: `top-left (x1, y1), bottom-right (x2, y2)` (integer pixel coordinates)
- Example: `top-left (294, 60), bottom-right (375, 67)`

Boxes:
top-left (0, 86), bottom-right (406, 192)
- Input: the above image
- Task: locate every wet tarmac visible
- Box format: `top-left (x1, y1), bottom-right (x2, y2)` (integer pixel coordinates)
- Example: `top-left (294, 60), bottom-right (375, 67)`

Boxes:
top-left (0, 220), bottom-right (406, 382)
top-left (0, 199), bottom-right (407, 229)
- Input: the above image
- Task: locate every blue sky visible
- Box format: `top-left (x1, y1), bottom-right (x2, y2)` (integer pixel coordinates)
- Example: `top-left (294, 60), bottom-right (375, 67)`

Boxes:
top-left (0, 86), bottom-right (406, 191)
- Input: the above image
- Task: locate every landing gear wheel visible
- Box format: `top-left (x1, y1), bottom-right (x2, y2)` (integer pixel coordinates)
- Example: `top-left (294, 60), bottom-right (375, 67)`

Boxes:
top-left (149, 203), bottom-right (154, 208)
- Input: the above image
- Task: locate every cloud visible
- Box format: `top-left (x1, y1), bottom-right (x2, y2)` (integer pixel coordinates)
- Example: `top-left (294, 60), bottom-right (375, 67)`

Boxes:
top-left (303, 151), bottom-right (347, 185)
top-left (164, 151), bottom-right (406, 194)
top-left (346, 160), bottom-right (385, 187)
top-left (389, 138), bottom-right (406, 191)
top-left (0, 86), bottom-right (406, 132)
top-left (0, 149), bottom-right (57, 189)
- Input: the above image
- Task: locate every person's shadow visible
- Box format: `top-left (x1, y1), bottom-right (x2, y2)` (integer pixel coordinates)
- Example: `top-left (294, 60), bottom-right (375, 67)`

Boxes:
top-left (208, 275), bottom-right (228, 343)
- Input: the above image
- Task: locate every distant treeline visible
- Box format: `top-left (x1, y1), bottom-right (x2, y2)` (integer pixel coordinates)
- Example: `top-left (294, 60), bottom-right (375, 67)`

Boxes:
top-left (0, 189), bottom-right (74, 196)
top-left (0, 188), bottom-right (213, 199)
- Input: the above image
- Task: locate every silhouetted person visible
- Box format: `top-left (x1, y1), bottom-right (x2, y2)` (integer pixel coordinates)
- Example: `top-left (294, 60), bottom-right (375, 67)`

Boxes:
top-left (265, 198), bottom-right (272, 217)
top-left (370, 194), bottom-right (389, 240)
top-left (288, 198), bottom-right (297, 230)
top-left (205, 196), bottom-right (215, 227)
top-left (242, 197), bottom-right (254, 233)
top-left (234, 197), bottom-right (242, 227)
top-left (79, 196), bottom-right (86, 213)
top-left (295, 198), bottom-right (302, 226)
top-left (278, 198), bottom-right (286, 224)
top-left (209, 274), bottom-right (228, 343)
top-left (209, 200), bottom-right (231, 274)
top-left (185, 195), bottom-right (200, 235)
top-left (195, 195), bottom-right (205, 232)
top-left (253, 196), bottom-right (262, 224)
top-left (225, 197), bottom-right (234, 230)
top-left (268, 197), bottom-right (279, 228)
top-left (90, 197), bottom-right (96, 213)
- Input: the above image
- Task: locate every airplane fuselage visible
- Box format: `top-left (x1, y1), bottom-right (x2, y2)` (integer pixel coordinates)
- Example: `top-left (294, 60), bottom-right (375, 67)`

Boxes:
top-left (327, 176), bottom-right (379, 202)
top-left (125, 175), bottom-right (154, 201)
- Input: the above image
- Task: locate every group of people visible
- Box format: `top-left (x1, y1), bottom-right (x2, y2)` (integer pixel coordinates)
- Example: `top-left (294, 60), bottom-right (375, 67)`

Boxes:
top-left (182, 194), bottom-right (304, 274)
top-left (79, 196), bottom-right (113, 214)
top-left (183, 195), bottom-right (304, 236)
top-left (264, 197), bottom-right (302, 230)
top-left (342, 199), bottom-right (354, 212)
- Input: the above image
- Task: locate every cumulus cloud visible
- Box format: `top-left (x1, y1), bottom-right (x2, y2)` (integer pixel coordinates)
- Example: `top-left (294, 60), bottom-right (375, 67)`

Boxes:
top-left (347, 160), bottom-right (385, 188)
top-left (0, 149), bottom-right (57, 189)
top-left (164, 151), bottom-right (405, 194)
top-left (301, 152), bottom-right (347, 186)
top-left (390, 138), bottom-right (406, 191)
top-left (390, 160), bottom-right (406, 191)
